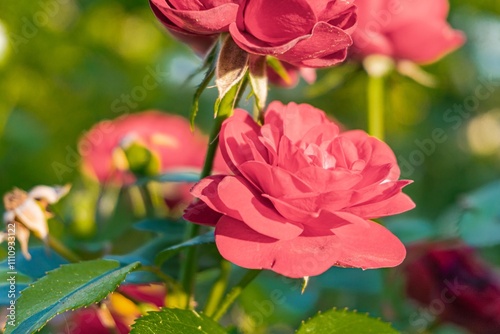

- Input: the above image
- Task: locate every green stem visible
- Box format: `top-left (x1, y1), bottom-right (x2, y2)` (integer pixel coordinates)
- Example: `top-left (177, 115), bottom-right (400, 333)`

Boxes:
top-left (180, 78), bottom-right (247, 309)
top-left (212, 269), bottom-right (261, 322)
top-left (204, 260), bottom-right (232, 317)
top-left (139, 265), bottom-right (181, 290)
top-left (47, 235), bottom-right (82, 263)
top-left (128, 185), bottom-right (147, 217)
top-left (367, 73), bottom-right (386, 140)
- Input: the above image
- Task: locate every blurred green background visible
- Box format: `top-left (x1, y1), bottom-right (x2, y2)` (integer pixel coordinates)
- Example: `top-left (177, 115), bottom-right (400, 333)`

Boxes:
top-left (1, 0), bottom-right (500, 333)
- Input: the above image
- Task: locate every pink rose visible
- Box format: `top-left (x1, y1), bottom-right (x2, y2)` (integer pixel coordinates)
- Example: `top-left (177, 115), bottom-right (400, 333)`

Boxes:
top-left (229, 0), bottom-right (357, 68)
top-left (185, 102), bottom-right (415, 278)
top-left (79, 111), bottom-right (227, 208)
top-left (149, 0), bottom-right (239, 54)
top-left (352, 0), bottom-right (465, 64)
top-left (79, 111), bottom-right (207, 185)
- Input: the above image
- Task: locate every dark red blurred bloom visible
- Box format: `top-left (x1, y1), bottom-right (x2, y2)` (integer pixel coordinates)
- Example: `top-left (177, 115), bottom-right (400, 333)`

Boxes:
top-left (404, 242), bottom-right (500, 334)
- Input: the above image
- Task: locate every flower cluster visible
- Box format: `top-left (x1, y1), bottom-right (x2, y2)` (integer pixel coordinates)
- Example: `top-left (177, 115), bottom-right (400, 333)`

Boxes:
top-left (150, 0), bottom-right (357, 68)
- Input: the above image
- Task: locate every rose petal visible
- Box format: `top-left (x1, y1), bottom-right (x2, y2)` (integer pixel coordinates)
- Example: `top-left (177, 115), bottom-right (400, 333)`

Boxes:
top-left (279, 22), bottom-right (353, 67)
top-left (348, 189), bottom-right (416, 219)
top-left (264, 101), bottom-right (330, 144)
top-left (215, 216), bottom-right (343, 278)
top-left (239, 161), bottom-right (312, 197)
top-left (183, 200), bottom-right (222, 226)
top-left (243, 0), bottom-right (316, 45)
top-left (217, 176), bottom-right (304, 240)
top-left (219, 109), bottom-right (266, 174)
top-left (387, 19), bottom-right (466, 64)
top-left (190, 175), bottom-right (228, 214)
top-left (150, 0), bottom-right (239, 33)
top-left (331, 212), bottom-right (407, 269)
top-left (28, 184), bottom-right (71, 204)
top-left (16, 223), bottom-right (32, 260)
top-left (14, 197), bottom-right (48, 240)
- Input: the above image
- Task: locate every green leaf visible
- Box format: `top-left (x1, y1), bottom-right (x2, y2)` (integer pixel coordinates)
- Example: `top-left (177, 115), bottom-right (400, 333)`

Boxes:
top-left (107, 236), bottom-right (179, 266)
top-left (266, 57), bottom-right (292, 85)
top-left (296, 308), bottom-right (399, 334)
top-left (5, 259), bottom-right (139, 334)
top-left (133, 218), bottom-right (185, 234)
top-left (155, 231), bottom-right (215, 265)
top-left (190, 66), bottom-right (216, 129)
top-left (437, 180), bottom-right (500, 247)
top-left (135, 171), bottom-right (200, 186)
top-left (248, 55), bottom-right (268, 111)
top-left (384, 218), bottom-right (435, 244)
top-left (131, 308), bottom-right (227, 334)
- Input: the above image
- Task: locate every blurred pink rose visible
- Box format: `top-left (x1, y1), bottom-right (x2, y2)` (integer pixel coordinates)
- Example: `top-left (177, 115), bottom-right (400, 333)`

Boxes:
top-left (185, 101), bottom-right (414, 278)
top-left (404, 242), bottom-right (500, 334)
top-left (352, 0), bottom-right (465, 64)
top-left (150, 0), bottom-right (239, 55)
top-left (80, 111), bottom-right (207, 185)
top-left (267, 62), bottom-right (316, 88)
top-left (229, 0), bottom-right (357, 68)
top-left (79, 111), bottom-right (227, 209)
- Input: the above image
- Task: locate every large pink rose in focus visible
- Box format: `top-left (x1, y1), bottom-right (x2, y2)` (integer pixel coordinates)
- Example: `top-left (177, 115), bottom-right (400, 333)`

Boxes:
top-left (185, 102), bottom-right (415, 278)
top-left (352, 0), bottom-right (465, 64)
top-left (229, 0), bottom-right (357, 68)
top-left (150, 0), bottom-right (239, 55)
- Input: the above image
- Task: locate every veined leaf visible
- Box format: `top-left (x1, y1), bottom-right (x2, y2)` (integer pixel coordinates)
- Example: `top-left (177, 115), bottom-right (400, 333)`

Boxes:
top-left (296, 308), bottom-right (399, 334)
top-left (4, 259), bottom-right (139, 334)
top-left (155, 231), bottom-right (215, 266)
top-left (131, 308), bottom-right (227, 334)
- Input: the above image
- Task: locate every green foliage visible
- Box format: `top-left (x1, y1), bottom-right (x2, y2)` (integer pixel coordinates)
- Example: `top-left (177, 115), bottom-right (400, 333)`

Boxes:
top-left (438, 180), bottom-right (500, 247)
top-left (155, 231), bottom-right (215, 265)
top-left (296, 308), bottom-right (399, 334)
top-left (4, 259), bottom-right (139, 334)
top-left (131, 308), bottom-right (227, 334)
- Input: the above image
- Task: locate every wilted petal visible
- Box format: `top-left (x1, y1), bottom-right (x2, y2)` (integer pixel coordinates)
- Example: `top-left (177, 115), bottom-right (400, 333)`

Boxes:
top-left (29, 184), bottom-right (71, 204)
top-left (14, 197), bottom-right (49, 240)
top-left (16, 223), bottom-right (32, 260)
